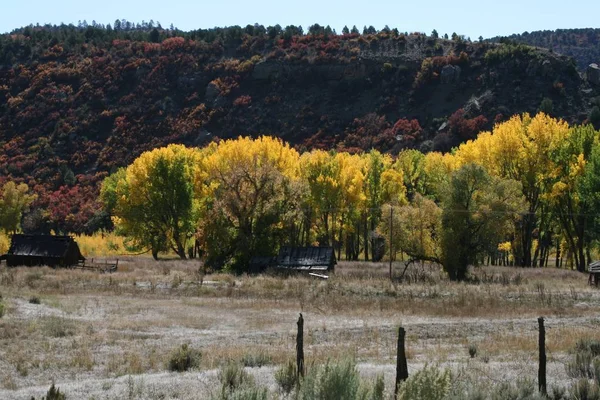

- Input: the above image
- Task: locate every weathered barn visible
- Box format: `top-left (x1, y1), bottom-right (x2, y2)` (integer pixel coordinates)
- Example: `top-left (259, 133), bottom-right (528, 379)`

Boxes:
top-left (0, 234), bottom-right (85, 267)
top-left (275, 246), bottom-right (336, 272)
top-left (589, 260), bottom-right (600, 286)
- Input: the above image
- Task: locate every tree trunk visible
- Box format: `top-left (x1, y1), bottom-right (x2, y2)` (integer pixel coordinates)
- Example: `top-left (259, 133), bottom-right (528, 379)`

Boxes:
top-left (363, 213), bottom-right (369, 261)
top-left (370, 219), bottom-right (377, 261)
top-left (175, 240), bottom-right (187, 259)
top-left (337, 214), bottom-right (344, 262)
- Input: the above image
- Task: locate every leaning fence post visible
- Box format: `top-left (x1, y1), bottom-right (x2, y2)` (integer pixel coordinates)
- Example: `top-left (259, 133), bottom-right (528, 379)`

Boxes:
top-left (297, 313), bottom-right (304, 378)
top-left (538, 317), bottom-right (547, 396)
top-left (395, 326), bottom-right (409, 396)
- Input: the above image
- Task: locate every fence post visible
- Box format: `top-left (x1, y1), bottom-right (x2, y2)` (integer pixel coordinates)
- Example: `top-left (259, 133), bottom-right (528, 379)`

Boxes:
top-left (538, 317), bottom-right (547, 396)
top-left (395, 326), bottom-right (409, 396)
top-left (389, 206), bottom-right (393, 281)
top-left (297, 313), bottom-right (304, 378)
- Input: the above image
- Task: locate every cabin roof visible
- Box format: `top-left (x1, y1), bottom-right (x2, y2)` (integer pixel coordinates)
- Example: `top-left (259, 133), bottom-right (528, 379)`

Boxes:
top-left (275, 246), bottom-right (336, 270)
top-left (7, 234), bottom-right (83, 259)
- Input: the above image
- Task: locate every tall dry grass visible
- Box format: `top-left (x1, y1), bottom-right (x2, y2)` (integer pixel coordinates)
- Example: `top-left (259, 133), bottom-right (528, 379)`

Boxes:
top-left (0, 232), bottom-right (9, 255)
top-left (74, 232), bottom-right (131, 257)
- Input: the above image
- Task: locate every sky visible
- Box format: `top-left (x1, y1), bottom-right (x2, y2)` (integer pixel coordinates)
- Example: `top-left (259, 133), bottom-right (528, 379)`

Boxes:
top-left (1, 0), bottom-right (599, 40)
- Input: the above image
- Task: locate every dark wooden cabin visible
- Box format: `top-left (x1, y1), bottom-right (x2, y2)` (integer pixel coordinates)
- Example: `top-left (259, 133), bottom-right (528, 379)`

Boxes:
top-left (275, 246), bottom-right (336, 272)
top-left (0, 234), bottom-right (85, 268)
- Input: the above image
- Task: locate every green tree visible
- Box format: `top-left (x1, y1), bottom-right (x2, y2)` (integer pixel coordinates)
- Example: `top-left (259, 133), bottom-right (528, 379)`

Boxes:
top-left (380, 194), bottom-right (442, 263)
top-left (539, 97), bottom-right (554, 115)
top-left (300, 150), bottom-right (347, 248)
top-left (0, 182), bottom-right (37, 234)
top-left (364, 150), bottom-right (387, 261)
top-left (395, 150), bottom-right (427, 201)
top-left (101, 145), bottom-right (203, 259)
top-left (200, 137), bottom-right (301, 272)
top-left (546, 124), bottom-right (597, 271)
top-left (431, 29), bottom-right (439, 39)
top-left (579, 135), bottom-right (600, 267)
top-left (589, 106), bottom-right (600, 128)
top-left (441, 164), bottom-right (525, 280)
top-left (149, 28), bottom-right (160, 43)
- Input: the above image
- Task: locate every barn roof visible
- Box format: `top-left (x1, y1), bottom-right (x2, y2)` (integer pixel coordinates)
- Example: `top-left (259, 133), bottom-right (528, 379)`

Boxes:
top-left (7, 234), bottom-right (83, 259)
top-left (589, 260), bottom-right (600, 272)
top-left (275, 246), bottom-right (336, 271)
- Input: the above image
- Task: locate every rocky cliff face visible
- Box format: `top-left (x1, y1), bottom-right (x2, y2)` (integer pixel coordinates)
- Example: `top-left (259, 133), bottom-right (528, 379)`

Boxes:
top-left (489, 28), bottom-right (600, 71)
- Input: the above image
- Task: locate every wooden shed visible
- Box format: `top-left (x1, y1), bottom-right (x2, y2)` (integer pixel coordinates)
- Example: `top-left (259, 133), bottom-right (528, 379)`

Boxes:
top-left (589, 260), bottom-right (600, 286)
top-left (275, 246), bottom-right (336, 272)
top-left (0, 234), bottom-right (85, 268)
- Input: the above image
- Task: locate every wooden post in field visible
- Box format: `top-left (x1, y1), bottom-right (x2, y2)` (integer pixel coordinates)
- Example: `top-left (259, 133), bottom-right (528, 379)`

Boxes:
top-left (395, 326), bottom-right (408, 396)
top-left (296, 313), bottom-right (304, 378)
top-left (389, 207), bottom-right (393, 281)
top-left (538, 317), bottom-right (547, 396)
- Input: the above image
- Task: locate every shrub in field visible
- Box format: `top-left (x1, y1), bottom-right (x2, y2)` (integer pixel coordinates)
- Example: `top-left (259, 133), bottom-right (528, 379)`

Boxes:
top-left (489, 378), bottom-right (544, 400)
top-left (468, 344), bottom-right (477, 358)
top-left (549, 385), bottom-right (568, 400)
top-left (31, 383), bottom-right (66, 400)
top-left (0, 300), bottom-right (4, 318)
top-left (396, 364), bottom-right (451, 400)
top-left (167, 344), bottom-right (201, 372)
top-left (371, 375), bottom-right (385, 400)
top-left (446, 374), bottom-right (555, 399)
top-left (29, 296), bottom-right (41, 304)
top-left (42, 317), bottom-right (76, 338)
top-left (297, 359), bottom-right (360, 399)
top-left (213, 362), bottom-right (268, 400)
top-left (567, 339), bottom-right (600, 380)
top-left (219, 362), bottom-right (254, 392)
top-left (295, 359), bottom-right (383, 400)
top-left (214, 385), bottom-right (267, 400)
top-left (241, 351), bottom-right (272, 367)
top-left (570, 379), bottom-right (600, 400)
top-left (275, 359), bottom-right (297, 394)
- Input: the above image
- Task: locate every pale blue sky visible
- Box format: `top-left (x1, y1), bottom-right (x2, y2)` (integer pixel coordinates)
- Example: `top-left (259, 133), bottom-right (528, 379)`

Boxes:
top-left (1, 0), bottom-right (598, 39)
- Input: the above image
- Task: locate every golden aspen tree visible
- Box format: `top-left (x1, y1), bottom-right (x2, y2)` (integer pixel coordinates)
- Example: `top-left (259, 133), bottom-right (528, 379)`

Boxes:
top-left (453, 113), bottom-right (570, 267)
top-left (200, 136), bottom-right (300, 271)
top-left (0, 181), bottom-right (37, 234)
top-left (545, 124), bottom-right (597, 271)
top-left (101, 144), bottom-right (203, 259)
top-left (299, 150), bottom-right (342, 247)
top-left (441, 163), bottom-right (525, 280)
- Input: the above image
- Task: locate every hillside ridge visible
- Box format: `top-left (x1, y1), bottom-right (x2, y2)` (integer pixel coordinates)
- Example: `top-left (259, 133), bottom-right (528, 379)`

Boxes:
top-left (0, 23), bottom-right (597, 232)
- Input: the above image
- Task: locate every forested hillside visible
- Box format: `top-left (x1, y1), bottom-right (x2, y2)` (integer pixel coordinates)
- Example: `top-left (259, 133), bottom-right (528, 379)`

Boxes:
top-left (0, 22), bottom-right (596, 234)
top-left (490, 28), bottom-right (600, 70)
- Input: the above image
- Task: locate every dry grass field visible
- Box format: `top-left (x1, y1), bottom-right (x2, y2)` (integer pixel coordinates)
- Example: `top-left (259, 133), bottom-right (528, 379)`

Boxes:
top-left (0, 259), bottom-right (599, 399)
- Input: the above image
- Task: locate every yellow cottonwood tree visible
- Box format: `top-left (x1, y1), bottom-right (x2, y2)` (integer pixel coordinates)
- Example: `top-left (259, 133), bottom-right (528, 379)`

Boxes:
top-left (300, 150), bottom-right (343, 247)
top-left (101, 144), bottom-right (204, 259)
top-left (200, 136), bottom-right (301, 271)
top-left (0, 181), bottom-right (37, 234)
top-left (453, 113), bottom-right (570, 266)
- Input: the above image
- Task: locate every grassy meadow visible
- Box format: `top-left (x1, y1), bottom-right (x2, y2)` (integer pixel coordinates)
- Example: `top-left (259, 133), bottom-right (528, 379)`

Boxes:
top-left (0, 254), bottom-right (600, 398)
